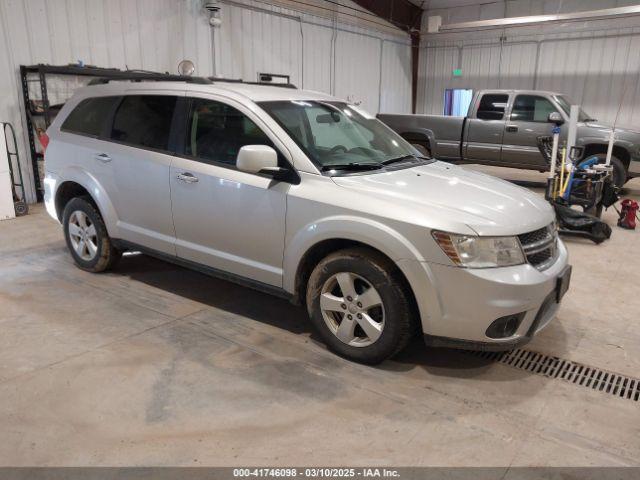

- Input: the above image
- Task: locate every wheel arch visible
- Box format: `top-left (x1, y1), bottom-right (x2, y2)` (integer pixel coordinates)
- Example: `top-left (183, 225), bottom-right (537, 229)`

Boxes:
top-left (53, 167), bottom-right (119, 235)
top-left (284, 216), bottom-right (428, 311)
top-left (582, 143), bottom-right (631, 170)
top-left (291, 238), bottom-right (420, 323)
top-left (400, 130), bottom-right (433, 152)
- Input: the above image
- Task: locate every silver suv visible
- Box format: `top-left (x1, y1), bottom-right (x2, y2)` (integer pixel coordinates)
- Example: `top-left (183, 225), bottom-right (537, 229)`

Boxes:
top-left (44, 78), bottom-right (571, 364)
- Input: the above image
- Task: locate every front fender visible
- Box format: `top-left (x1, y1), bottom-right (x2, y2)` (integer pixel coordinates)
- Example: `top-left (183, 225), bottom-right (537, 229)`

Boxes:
top-left (282, 215), bottom-right (442, 326)
top-left (55, 166), bottom-right (120, 236)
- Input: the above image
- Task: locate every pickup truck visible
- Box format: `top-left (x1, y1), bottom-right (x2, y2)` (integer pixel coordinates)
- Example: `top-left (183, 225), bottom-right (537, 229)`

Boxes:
top-left (378, 89), bottom-right (640, 187)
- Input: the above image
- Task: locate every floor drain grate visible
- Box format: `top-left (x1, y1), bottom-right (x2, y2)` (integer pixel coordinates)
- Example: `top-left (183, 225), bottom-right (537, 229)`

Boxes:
top-left (470, 349), bottom-right (640, 402)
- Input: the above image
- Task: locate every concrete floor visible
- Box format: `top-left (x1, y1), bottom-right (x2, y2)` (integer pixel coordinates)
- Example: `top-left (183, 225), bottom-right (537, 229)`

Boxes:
top-left (1, 167), bottom-right (639, 467)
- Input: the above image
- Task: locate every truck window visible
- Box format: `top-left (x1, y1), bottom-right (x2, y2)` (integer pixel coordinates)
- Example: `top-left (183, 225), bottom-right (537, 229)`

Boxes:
top-left (476, 94), bottom-right (508, 120)
top-left (511, 95), bottom-right (556, 122)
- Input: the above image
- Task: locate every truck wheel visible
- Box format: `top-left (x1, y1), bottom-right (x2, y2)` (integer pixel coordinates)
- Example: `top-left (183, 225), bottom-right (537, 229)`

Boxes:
top-left (62, 196), bottom-right (121, 272)
top-left (306, 247), bottom-right (415, 364)
top-left (591, 154), bottom-right (626, 188)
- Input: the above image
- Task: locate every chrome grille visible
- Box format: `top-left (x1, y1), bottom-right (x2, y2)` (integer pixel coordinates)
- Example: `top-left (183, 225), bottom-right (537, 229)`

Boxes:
top-left (518, 224), bottom-right (558, 270)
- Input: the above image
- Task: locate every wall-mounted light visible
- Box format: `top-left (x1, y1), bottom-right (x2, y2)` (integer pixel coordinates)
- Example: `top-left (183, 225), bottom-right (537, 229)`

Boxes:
top-left (204, 1), bottom-right (222, 27)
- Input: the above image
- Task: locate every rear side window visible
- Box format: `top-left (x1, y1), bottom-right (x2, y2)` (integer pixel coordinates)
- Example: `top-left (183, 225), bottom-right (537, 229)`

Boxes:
top-left (61, 96), bottom-right (119, 137)
top-left (476, 94), bottom-right (509, 120)
top-left (511, 95), bottom-right (557, 122)
top-left (110, 95), bottom-right (177, 151)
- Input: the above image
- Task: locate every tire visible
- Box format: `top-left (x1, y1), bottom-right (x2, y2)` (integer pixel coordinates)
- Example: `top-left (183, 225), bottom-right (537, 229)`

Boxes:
top-left (62, 196), bottom-right (121, 272)
top-left (410, 141), bottom-right (432, 158)
top-left (590, 154), bottom-right (626, 188)
top-left (305, 247), bottom-right (415, 364)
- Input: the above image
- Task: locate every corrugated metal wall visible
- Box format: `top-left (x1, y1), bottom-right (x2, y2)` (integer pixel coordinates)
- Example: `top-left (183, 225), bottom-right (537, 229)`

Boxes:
top-left (0, 0), bottom-right (412, 203)
top-left (214, 0), bottom-right (412, 113)
top-left (419, 0), bottom-right (640, 129)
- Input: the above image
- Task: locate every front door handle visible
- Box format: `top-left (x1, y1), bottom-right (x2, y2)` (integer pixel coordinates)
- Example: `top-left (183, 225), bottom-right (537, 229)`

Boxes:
top-left (94, 153), bottom-right (111, 163)
top-left (176, 172), bottom-right (199, 183)
top-left (506, 125), bottom-right (518, 132)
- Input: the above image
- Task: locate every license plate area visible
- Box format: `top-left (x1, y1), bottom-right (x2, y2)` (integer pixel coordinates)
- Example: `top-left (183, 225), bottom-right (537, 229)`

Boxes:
top-left (556, 265), bottom-right (572, 302)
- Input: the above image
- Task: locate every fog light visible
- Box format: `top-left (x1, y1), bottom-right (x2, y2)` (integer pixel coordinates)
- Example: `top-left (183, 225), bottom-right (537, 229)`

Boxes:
top-left (486, 313), bottom-right (525, 339)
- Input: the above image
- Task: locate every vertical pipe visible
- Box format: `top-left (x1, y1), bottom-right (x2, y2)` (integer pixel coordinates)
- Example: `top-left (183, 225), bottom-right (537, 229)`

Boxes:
top-left (605, 129), bottom-right (615, 167)
top-left (411, 31), bottom-right (420, 113)
top-left (567, 104), bottom-right (579, 155)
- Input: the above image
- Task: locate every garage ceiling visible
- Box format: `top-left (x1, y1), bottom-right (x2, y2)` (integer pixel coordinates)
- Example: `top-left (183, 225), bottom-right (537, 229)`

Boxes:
top-left (416, 0), bottom-right (502, 8)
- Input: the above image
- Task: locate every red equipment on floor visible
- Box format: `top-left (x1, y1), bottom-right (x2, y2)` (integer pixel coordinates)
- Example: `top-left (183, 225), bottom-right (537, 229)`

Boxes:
top-left (617, 199), bottom-right (638, 230)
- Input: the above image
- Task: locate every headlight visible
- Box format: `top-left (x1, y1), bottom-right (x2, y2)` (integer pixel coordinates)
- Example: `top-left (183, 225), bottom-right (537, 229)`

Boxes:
top-left (432, 231), bottom-right (525, 268)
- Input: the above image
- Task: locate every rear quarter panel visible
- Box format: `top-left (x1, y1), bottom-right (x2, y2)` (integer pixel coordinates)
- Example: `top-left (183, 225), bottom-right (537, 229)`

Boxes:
top-left (377, 114), bottom-right (464, 160)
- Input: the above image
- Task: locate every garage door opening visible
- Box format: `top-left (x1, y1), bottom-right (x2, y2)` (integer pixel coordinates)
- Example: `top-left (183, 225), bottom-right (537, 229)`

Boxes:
top-left (444, 88), bottom-right (473, 116)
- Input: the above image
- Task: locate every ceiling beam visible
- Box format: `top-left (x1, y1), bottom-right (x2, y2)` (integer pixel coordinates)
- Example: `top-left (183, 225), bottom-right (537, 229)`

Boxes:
top-left (350, 0), bottom-right (422, 32)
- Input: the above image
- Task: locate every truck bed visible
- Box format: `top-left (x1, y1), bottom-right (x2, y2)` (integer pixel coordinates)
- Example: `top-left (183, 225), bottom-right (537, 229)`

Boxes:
top-left (377, 113), bottom-right (464, 160)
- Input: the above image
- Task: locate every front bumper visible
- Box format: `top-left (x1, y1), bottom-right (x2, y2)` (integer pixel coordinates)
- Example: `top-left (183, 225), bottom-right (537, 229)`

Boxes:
top-left (398, 239), bottom-right (569, 349)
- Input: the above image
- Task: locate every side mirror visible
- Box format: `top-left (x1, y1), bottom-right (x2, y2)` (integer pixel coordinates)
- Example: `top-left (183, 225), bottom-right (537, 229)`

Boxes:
top-left (237, 145), bottom-right (278, 174)
top-left (237, 145), bottom-right (293, 181)
top-left (547, 112), bottom-right (564, 126)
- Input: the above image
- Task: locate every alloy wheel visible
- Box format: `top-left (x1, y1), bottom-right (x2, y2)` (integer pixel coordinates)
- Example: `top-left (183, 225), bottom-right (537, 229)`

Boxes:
top-left (319, 272), bottom-right (385, 347)
top-left (68, 210), bottom-right (98, 261)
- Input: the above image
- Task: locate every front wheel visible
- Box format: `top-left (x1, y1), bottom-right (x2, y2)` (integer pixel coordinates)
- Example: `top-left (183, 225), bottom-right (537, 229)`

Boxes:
top-left (590, 154), bottom-right (626, 188)
top-left (63, 196), bottom-right (121, 272)
top-left (306, 247), bottom-right (415, 364)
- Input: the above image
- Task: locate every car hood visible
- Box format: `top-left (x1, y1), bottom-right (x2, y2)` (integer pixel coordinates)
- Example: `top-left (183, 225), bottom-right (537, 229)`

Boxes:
top-left (330, 161), bottom-right (554, 236)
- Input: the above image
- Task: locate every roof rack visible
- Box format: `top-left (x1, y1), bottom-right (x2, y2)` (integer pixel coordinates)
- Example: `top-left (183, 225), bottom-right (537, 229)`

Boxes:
top-left (88, 71), bottom-right (212, 85)
top-left (208, 77), bottom-right (298, 89)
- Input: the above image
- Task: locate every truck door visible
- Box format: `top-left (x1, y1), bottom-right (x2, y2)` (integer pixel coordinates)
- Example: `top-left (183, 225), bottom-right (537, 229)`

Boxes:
top-left (501, 94), bottom-right (562, 168)
top-left (464, 93), bottom-right (509, 163)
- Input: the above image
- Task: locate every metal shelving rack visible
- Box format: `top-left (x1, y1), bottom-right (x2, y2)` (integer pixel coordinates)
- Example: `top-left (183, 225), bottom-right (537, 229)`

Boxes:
top-left (20, 64), bottom-right (125, 201)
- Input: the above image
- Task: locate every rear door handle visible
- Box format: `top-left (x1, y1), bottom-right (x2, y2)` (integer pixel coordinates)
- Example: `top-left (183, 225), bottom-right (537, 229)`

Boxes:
top-left (94, 153), bottom-right (111, 163)
top-left (176, 172), bottom-right (199, 183)
top-left (506, 125), bottom-right (518, 132)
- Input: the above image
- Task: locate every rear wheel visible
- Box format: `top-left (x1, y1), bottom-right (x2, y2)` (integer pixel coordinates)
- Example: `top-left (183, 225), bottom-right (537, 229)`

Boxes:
top-left (63, 196), bottom-right (121, 272)
top-left (306, 247), bottom-right (415, 364)
top-left (410, 141), bottom-right (431, 158)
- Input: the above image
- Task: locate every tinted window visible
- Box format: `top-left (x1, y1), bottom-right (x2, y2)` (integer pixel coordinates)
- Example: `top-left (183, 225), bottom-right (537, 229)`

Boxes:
top-left (186, 98), bottom-right (274, 165)
top-left (511, 95), bottom-right (557, 122)
top-left (476, 94), bottom-right (508, 120)
top-left (61, 96), bottom-right (119, 137)
top-left (110, 95), bottom-right (177, 151)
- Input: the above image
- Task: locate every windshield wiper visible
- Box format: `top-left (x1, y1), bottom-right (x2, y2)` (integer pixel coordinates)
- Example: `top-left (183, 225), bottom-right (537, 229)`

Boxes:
top-left (320, 163), bottom-right (383, 172)
top-left (382, 154), bottom-right (421, 165)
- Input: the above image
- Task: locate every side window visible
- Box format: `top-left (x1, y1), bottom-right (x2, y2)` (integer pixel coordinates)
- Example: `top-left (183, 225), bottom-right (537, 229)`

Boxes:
top-left (476, 94), bottom-right (509, 120)
top-left (511, 95), bottom-right (557, 122)
top-left (61, 96), bottom-right (119, 137)
top-left (186, 98), bottom-right (274, 165)
top-left (110, 95), bottom-right (177, 151)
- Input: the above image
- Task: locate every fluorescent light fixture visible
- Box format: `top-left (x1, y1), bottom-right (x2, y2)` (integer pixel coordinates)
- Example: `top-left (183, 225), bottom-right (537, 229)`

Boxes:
top-left (437, 5), bottom-right (640, 33)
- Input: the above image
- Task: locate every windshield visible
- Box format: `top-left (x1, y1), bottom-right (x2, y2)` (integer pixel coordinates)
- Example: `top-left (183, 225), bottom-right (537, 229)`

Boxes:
top-left (554, 95), bottom-right (595, 122)
top-left (259, 100), bottom-right (427, 172)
